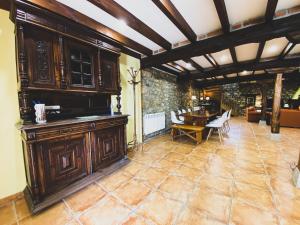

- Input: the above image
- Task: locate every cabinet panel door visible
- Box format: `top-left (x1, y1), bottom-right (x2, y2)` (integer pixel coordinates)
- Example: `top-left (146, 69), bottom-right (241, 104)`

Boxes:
top-left (101, 52), bottom-right (119, 93)
top-left (92, 126), bottom-right (124, 171)
top-left (36, 134), bottom-right (89, 195)
top-left (25, 27), bottom-right (58, 89)
top-left (65, 40), bottom-right (97, 91)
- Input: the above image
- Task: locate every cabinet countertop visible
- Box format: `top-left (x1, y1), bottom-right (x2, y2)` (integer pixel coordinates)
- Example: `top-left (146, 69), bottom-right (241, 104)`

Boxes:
top-left (17, 114), bottom-right (129, 131)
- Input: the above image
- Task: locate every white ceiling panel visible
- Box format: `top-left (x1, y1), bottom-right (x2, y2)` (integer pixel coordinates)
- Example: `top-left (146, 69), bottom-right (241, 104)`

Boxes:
top-left (191, 56), bottom-right (213, 68)
top-left (261, 37), bottom-right (289, 59)
top-left (239, 70), bottom-right (252, 76)
top-left (254, 70), bottom-right (265, 74)
top-left (288, 44), bottom-right (300, 55)
top-left (170, 0), bottom-right (222, 36)
top-left (235, 43), bottom-right (259, 62)
top-left (225, 0), bottom-right (268, 24)
top-left (175, 60), bottom-right (196, 71)
top-left (276, 0), bottom-right (300, 11)
top-left (226, 73), bottom-right (237, 77)
top-left (211, 49), bottom-right (233, 65)
top-left (56, 0), bottom-right (160, 51)
top-left (114, 0), bottom-right (186, 44)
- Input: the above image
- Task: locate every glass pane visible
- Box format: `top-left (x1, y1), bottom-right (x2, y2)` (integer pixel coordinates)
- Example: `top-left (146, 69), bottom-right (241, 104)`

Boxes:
top-left (82, 63), bottom-right (91, 74)
top-left (83, 75), bottom-right (92, 86)
top-left (81, 51), bottom-right (91, 63)
top-left (71, 73), bottom-right (82, 85)
top-left (71, 61), bottom-right (81, 72)
top-left (70, 49), bottom-right (80, 60)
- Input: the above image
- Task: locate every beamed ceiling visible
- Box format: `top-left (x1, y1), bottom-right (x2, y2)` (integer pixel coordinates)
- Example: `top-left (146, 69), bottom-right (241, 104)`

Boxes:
top-left (4, 0), bottom-right (300, 87)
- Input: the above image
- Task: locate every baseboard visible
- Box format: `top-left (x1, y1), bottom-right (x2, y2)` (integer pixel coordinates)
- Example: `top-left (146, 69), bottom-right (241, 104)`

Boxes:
top-left (0, 191), bottom-right (23, 206)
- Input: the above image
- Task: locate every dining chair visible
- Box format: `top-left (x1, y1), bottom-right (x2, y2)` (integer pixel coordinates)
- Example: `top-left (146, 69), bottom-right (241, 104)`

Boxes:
top-left (171, 111), bottom-right (184, 124)
top-left (177, 109), bottom-right (184, 121)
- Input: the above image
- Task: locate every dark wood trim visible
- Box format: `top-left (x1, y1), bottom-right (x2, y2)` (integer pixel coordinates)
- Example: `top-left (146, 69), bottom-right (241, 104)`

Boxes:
top-left (265, 0), bottom-right (278, 22)
top-left (230, 47), bottom-right (238, 64)
top-left (87, 0), bottom-right (172, 50)
top-left (0, 0), bottom-right (11, 11)
top-left (279, 42), bottom-right (296, 59)
top-left (213, 0), bottom-right (230, 33)
top-left (141, 13), bottom-right (300, 67)
top-left (152, 0), bottom-right (197, 42)
top-left (17, 0), bottom-right (152, 56)
top-left (204, 54), bottom-right (218, 68)
top-left (190, 57), bottom-right (300, 79)
top-left (256, 41), bottom-right (266, 62)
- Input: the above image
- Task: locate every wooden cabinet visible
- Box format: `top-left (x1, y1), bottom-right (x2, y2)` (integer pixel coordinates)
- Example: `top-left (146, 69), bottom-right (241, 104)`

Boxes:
top-left (92, 125), bottom-right (125, 171)
top-left (20, 116), bottom-right (128, 213)
top-left (35, 134), bottom-right (89, 196)
top-left (100, 52), bottom-right (120, 94)
top-left (24, 27), bottom-right (58, 89)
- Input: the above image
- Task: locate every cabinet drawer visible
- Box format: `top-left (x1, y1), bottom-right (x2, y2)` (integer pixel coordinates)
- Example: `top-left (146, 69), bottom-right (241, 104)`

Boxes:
top-left (35, 133), bottom-right (89, 195)
top-left (27, 123), bottom-right (90, 141)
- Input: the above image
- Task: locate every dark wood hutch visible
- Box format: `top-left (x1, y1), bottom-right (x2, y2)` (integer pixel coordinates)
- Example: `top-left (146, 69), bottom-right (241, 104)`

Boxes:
top-left (10, 0), bottom-right (129, 213)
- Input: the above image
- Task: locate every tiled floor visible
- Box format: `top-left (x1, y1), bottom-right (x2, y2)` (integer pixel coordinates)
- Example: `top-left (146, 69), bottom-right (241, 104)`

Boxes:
top-left (1, 117), bottom-right (300, 225)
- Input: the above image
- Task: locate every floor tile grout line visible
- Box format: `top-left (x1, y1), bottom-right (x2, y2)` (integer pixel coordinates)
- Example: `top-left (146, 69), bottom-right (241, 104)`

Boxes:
top-left (251, 122), bottom-right (283, 225)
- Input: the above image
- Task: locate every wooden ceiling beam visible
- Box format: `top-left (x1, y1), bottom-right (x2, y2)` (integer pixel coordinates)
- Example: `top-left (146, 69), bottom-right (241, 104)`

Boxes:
top-left (87, 0), bottom-right (172, 50)
top-left (265, 0), bottom-right (278, 22)
top-left (256, 41), bottom-right (266, 62)
top-left (152, 0), bottom-right (197, 42)
top-left (141, 13), bottom-right (300, 67)
top-left (213, 0), bottom-right (230, 33)
top-left (230, 47), bottom-right (238, 64)
top-left (195, 71), bottom-right (300, 87)
top-left (190, 57), bottom-right (300, 79)
top-left (279, 42), bottom-right (296, 59)
top-left (21, 0), bottom-right (152, 56)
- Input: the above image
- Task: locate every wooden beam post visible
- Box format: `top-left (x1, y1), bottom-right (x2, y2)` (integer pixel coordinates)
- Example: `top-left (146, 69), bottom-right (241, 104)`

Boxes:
top-left (271, 73), bottom-right (282, 133)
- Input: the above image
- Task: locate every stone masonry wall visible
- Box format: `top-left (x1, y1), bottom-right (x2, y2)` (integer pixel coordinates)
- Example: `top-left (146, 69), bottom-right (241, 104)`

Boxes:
top-left (142, 68), bottom-right (199, 140)
top-left (222, 80), bottom-right (300, 115)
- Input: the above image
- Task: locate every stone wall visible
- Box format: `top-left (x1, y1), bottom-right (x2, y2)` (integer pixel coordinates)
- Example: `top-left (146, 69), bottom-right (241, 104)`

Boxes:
top-left (222, 80), bottom-right (300, 115)
top-left (142, 68), bottom-right (199, 139)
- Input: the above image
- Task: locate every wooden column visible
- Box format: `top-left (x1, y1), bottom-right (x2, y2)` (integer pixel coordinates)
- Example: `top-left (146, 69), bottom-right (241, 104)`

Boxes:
top-left (271, 73), bottom-right (282, 133)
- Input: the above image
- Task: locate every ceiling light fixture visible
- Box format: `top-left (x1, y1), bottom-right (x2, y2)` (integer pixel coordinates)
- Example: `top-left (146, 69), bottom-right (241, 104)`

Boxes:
top-left (269, 45), bottom-right (278, 53)
top-left (220, 55), bottom-right (227, 62)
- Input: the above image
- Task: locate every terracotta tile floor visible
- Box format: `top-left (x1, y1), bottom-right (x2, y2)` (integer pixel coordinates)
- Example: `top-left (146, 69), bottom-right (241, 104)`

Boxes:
top-left (1, 117), bottom-right (300, 225)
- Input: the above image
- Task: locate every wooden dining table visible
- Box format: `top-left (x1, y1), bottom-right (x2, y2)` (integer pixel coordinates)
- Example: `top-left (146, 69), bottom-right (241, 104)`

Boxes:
top-left (181, 110), bottom-right (219, 126)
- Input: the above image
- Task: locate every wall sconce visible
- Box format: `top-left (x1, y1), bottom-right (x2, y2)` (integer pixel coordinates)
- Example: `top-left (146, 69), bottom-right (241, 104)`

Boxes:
top-left (205, 96), bottom-right (210, 101)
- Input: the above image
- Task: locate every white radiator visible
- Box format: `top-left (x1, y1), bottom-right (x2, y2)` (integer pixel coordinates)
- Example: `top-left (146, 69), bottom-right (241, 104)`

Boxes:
top-left (143, 112), bottom-right (165, 135)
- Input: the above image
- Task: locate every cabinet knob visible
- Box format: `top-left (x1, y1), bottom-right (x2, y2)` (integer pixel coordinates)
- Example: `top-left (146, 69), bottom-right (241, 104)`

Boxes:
top-left (90, 122), bottom-right (96, 129)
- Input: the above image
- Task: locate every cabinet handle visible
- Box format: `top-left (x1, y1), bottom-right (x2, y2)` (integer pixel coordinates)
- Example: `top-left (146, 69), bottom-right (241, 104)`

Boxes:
top-left (60, 128), bottom-right (73, 134)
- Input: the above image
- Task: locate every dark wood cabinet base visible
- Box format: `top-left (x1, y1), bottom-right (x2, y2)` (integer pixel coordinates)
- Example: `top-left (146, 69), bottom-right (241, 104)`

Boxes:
top-left (24, 158), bottom-right (129, 214)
